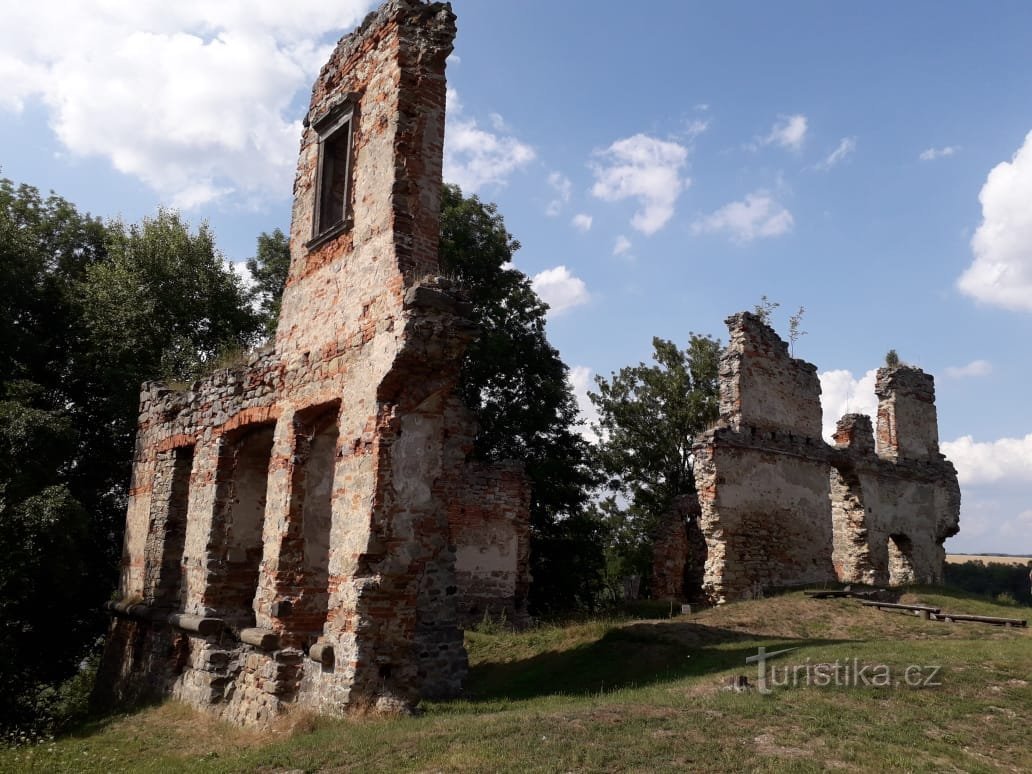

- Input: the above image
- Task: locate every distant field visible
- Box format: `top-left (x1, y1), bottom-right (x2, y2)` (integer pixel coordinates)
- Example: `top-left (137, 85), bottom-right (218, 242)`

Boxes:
top-left (947, 554), bottom-right (1032, 565)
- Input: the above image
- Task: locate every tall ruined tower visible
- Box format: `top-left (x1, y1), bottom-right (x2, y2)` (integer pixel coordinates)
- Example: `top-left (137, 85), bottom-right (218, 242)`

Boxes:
top-left (97, 1), bottom-right (530, 726)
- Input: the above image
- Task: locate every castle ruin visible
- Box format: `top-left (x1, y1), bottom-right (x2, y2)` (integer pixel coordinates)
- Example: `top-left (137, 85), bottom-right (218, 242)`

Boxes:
top-left (653, 312), bottom-right (961, 604)
top-left (97, 0), bottom-right (530, 726)
top-left (96, 0), bottom-right (962, 729)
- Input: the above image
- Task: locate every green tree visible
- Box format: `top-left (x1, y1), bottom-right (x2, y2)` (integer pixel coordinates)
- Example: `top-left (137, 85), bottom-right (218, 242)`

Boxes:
top-left (752, 294), bottom-right (780, 326)
top-left (439, 184), bottom-right (604, 614)
top-left (0, 180), bottom-right (108, 730)
top-left (588, 335), bottom-right (721, 586)
top-left (0, 181), bottom-right (262, 731)
top-left (246, 228), bottom-right (291, 338)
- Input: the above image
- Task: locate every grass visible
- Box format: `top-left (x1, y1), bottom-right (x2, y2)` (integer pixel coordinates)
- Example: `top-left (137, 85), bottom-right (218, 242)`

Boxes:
top-left (2, 588), bottom-right (1029, 773)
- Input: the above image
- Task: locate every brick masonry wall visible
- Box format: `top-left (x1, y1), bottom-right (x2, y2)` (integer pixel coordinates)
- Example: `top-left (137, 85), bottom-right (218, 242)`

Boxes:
top-left (98, 0), bottom-right (532, 727)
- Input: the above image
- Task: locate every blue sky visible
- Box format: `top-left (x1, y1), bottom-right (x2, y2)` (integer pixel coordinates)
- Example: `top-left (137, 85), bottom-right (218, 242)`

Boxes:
top-left (2, 1), bottom-right (1031, 553)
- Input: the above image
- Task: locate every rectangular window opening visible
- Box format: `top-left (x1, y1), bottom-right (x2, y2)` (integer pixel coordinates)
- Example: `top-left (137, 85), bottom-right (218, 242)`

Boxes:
top-left (154, 445), bottom-right (194, 611)
top-left (289, 402), bottom-right (341, 636)
top-left (312, 107), bottom-right (354, 243)
top-left (210, 424), bottom-right (276, 628)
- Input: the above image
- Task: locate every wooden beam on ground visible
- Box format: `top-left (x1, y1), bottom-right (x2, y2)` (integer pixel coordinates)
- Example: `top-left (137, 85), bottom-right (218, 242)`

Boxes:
top-left (856, 600), bottom-right (941, 614)
top-left (930, 613), bottom-right (1027, 627)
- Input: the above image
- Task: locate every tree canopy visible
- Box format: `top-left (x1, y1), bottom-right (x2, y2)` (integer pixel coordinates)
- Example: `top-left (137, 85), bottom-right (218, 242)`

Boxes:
top-left (0, 179), bottom-right (261, 731)
top-left (588, 335), bottom-right (721, 586)
top-left (438, 184), bottom-right (604, 614)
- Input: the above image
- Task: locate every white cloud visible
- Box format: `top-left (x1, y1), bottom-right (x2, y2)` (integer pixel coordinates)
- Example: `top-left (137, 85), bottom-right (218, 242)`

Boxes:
top-left (947, 495), bottom-right (1032, 554)
top-left (941, 433), bottom-right (1032, 486)
top-left (444, 90), bottom-right (536, 193)
top-left (227, 259), bottom-right (254, 291)
top-left (691, 190), bottom-right (794, 243)
top-left (571, 213), bottom-right (592, 232)
top-left (0, 1), bottom-right (378, 208)
top-left (919, 146), bottom-right (960, 161)
top-left (590, 134), bottom-right (689, 235)
top-left (545, 171), bottom-right (572, 216)
top-left (531, 265), bottom-right (590, 315)
top-left (816, 137), bottom-right (856, 170)
top-left (760, 114), bottom-right (808, 151)
top-left (568, 365), bottom-right (600, 443)
top-left (613, 235), bottom-right (632, 256)
top-left (684, 118), bottom-right (710, 140)
top-left (999, 508), bottom-right (1032, 540)
top-left (957, 130), bottom-right (1032, 311)
top-left (818, 368), bottom-right (880, 443)
top-left (943, 359), bottom-right (992, 379)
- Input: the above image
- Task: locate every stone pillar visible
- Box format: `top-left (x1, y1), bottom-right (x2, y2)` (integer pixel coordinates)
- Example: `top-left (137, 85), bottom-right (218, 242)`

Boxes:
top-left (875, 366), bottom-right (939, 461)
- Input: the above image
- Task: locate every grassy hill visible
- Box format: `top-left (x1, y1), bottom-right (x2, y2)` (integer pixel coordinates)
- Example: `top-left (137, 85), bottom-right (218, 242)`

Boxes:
top-left (3, 588), bottom-right (1029, 773)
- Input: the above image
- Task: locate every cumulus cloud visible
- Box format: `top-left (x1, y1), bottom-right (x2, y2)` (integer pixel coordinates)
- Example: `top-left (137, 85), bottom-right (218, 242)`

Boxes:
top-left (919, 146), bottom-right (960, 161)
top-left (816, 137), bottom-right (856, 171)
top-left (531, 265), bottom-right (590, 315)
top-left (613, 235), bottom-right (632, 256)
top-left (691, 190), bottom-right (794, 243)
top-left (444, 89), bottom-right (536, 193)
top-left (545, 171), bottom-right (572, 216)
top-left (590, 134), bottom-right (689, 235)
top-left (943, 359), bottom-right (992, 379)
top-left (957, 130), bottom-right (1032, 311)
top-left (818, 368), bottom-right (879, 443)
top-left (571, 213), bottom-right (592, 232)
top-left (568, 365), bottom-right (601, 443)
top-left (941, 433), bottom-right (1032, 486)
top-left (760, 114), bottom-right (808, 151)
top-left (0, 1), bottom-right (379, 208)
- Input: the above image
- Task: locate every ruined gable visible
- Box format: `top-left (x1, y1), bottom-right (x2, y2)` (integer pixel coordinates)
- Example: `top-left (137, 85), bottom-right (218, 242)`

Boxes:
top-left (657, 312), bottom-right (961, 604)
top-left (96, 0), bottom-right (531, 727)
top-left (693, 312), bottom-right (837, 604)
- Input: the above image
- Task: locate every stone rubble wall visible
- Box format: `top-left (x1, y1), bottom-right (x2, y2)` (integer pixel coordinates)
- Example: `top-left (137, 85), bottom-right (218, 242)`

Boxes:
top-left (681, 312), bottom-right (960, 604)
top-left (448, 460), bottom-right (532, 627)
top-left (651, 494), bottom-right (706, 602)
top-left (98, 0), bottom-right (532, 727)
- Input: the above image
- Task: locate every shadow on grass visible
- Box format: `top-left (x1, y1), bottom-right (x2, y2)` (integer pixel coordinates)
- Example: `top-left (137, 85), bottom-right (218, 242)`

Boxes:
top-left (464, 620), bottom-right (854, 701)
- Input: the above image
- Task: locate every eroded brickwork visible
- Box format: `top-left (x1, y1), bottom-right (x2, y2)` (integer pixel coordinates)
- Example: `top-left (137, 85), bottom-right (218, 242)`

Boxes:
top-left (97, 0), bottom-right (531, 726)
top-left (674, 312), bottom-right (960, 604)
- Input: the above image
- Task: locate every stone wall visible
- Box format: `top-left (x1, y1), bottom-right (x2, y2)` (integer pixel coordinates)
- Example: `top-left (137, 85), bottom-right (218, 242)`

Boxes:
top-left (670, 312), bottom-right (960, 604)
top-left (97, 0), bottom-right (531, 727)
top-left (695, 313), bottom-right (836, 603)
top-left (830, 369), bottom-right (960, 586)
top-left (651, 494), bottom-right (706, 603)
top-left (449, 461), bottom-right (531, 627)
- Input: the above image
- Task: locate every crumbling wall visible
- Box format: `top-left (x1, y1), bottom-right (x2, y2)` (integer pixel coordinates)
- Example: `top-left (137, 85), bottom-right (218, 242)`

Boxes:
top-left (830, 369), bottom-right (960, 587)
top-left (651, 494), bottom-right (706, 602)
top-left (694, 313), bottom-right (836, 603)
top-left (98, 0), bottom-right (531, 727)
top-left (448, 460), bottom-right (531, 627)
top-left (682, 313), bottom-right (960, 604)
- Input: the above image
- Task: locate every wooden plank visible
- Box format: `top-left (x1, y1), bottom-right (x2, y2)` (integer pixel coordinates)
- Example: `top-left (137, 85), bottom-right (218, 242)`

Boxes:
top-left (856, 600), bottom-right (941, 613)
top-left (930, 613), bottom-right (1027, 627)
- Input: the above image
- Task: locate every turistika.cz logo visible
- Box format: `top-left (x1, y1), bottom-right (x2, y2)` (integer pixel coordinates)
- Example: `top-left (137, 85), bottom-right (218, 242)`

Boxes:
top-left (746, 646), bottom-right (943, 693)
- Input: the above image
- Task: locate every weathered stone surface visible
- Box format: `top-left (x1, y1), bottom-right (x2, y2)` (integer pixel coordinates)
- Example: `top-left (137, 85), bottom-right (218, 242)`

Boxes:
top-left (96, 0), bottom-right (531, 728)
top-left (651, 494), bottom-right (706, 602)
top-left (664, 312), bottom-right (961, 604)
